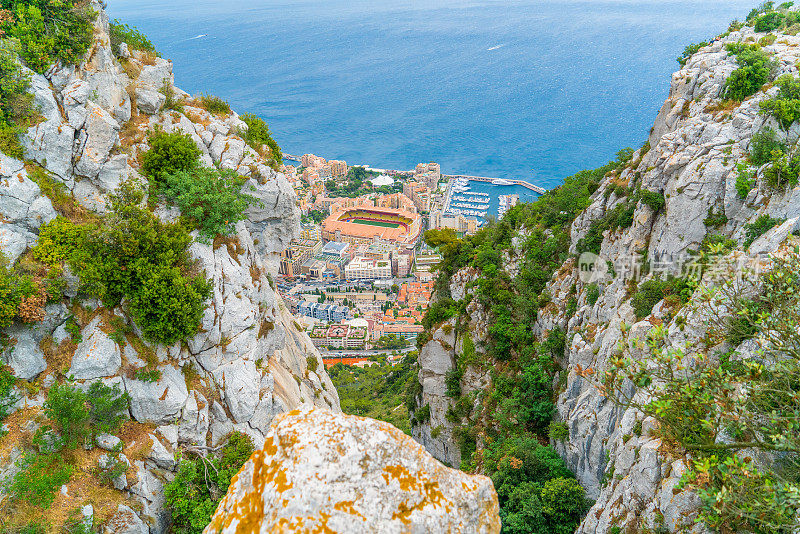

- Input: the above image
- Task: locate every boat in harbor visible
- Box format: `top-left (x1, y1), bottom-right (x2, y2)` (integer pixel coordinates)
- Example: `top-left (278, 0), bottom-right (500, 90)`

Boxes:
top-left (492, 178), bottom-right (514, 186)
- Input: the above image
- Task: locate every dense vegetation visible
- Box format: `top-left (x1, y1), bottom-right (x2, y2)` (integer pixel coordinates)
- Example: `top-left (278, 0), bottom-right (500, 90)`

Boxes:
top-left (34, 181), bottom-right (212, 344)
top-left (0, 39), bottom-right (36, 157)
top-left (0, 252), bottom-right (51, 328)
top-left (747, 1), bottom-right (800, 33)
top-left (329, 354), bottom-right (415, 434)
top-left (165, 432), bottom-right (254, 534)
top-left (760, 74), bottom-right (800, 128)
top-left (722, 43), bottom-right (775, 102)
top-left (109, 19), bottom-right (158, 57)
top-left (0, 0), bottom-right (94, 74)
top-left (141, 129), bottom-right (259, 242)
top-left (140, 129), bottom-right (202, 185)
top-left (238, 113), bottom-right (282, 169)
top-left (749, 76), bottom-right (800, 191)
top-left (162, 167), bottom-right (258, 243)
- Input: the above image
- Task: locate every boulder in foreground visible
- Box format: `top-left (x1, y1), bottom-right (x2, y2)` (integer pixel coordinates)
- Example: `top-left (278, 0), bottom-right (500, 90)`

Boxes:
top-left (205, 406), bottom-right (500, 533)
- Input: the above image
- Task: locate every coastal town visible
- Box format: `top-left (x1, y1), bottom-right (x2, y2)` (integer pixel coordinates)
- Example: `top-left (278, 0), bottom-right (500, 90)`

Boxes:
top-left (275, 153), bottom-right (541, 366)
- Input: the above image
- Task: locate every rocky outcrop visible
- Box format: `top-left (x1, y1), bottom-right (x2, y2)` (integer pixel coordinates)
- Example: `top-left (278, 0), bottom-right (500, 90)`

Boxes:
top-left (206, 407), bottom-right (501, 534)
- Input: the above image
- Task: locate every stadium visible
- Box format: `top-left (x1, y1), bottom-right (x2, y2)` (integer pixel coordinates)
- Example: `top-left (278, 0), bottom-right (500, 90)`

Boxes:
top-left (322, 205), bottom-right (422, 245)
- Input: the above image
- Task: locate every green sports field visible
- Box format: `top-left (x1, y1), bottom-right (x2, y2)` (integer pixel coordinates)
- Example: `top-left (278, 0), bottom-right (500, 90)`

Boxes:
top-left (349, 218), bottom-right (401, 229)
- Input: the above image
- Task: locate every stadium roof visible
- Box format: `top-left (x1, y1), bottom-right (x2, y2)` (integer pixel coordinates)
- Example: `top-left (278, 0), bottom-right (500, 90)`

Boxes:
top-left (369, 175), bottom-right (394, 187)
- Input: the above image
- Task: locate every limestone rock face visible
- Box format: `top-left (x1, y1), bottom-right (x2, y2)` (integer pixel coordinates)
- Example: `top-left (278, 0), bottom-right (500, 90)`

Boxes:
top-left (0, 3), bottom-right (345, 531)
top-left (69, 317), bottom-right (122, 379)
top-left (2, 326), bottom-right (47, 380)
top-left (206, 407), bottom-right (500, 534)
top-left (0, 153), bottom-right (57, 264)
top-left (125, 365), bottom-right (189, 425)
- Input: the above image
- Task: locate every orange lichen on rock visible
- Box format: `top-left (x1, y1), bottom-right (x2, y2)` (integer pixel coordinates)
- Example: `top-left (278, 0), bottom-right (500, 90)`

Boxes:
top-left (204, 407), bottom-right (500, 534)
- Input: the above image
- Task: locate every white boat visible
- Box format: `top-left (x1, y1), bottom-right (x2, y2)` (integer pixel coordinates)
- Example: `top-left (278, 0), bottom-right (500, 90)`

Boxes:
top-left (492, 178), bottom-right (514, 186)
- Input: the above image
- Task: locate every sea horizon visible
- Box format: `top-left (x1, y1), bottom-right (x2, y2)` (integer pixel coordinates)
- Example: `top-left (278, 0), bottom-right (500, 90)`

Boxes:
top-left (107, 0), bottom-right (755, 189)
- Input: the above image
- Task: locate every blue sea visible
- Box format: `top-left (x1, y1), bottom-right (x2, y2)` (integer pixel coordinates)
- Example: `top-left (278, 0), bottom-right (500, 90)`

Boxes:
top-left (107, 0), bottom-right (754, 190)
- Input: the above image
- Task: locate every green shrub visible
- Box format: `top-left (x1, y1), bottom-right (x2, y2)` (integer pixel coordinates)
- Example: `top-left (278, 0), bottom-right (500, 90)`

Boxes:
top-left (639, 189), bottom-right (665, 212)
top-left (7, 452), bottom-right (73, 508)
top-left (97, 455), bottom-right (128, 488)
top-left (677, 41), bottom-right (708, 66)
top-left (86, 382), bottom-right (129, 434)
top-left (0, 122), bottom-right (24, 158)
top-left (165, 432), bottom-right (254, 534)
top-left (109, 19), bottom-right (158, 57)
top-left (13, 523), bottom-right (48, 534)
top-left (723, 43), bottom-right (774, 101)
top-left (306, 355), bottom-right (318, 372)
top-left (548, 421), bottom-right (570, 441)
top-left (576, 219), bottom-right (606, 255)
top-left (413, 404), bottom-right (431, 424)
top-left (754, 11), bottom-right (786, 32)
top-left (162, 168), bottom-right (258, 243)
top-left (631, 276), bottom-right (691, 319)
top-left (575, 200), bottom-right (636, 256)
top-left (703, 207), bottom-right (728, 228)
top-left (128, 262), bottom-right (211, 344)
top-left (759, 74), bottom-right (800, 128)
top-left (140, 130), bottom-right (201, 184)
top-left (565, 297), bottom-right (577, 317)
top-left (0, 257), bottom-right (39, 328)
top-left (750, 127), bottom-right (785, 165)
top-left (747, 2), bottom-right (776, 22)
top-left (485, 436), bottom-right (584, 534)
top-left (43, 181), bottom-right (211, 344)
top-left (197, 93), bottom-right (231, 115)
top-left (540, 477), bottom-right (588, 530)
top-left (44, 383), bottom-right (90, 450)
top-left (64, 315), bottom-right (81, 342)
top-left (33, 217), bottom-right (86, 267)
top-left (0, 39), bottom-right (35, 158)
top-left (238, 113), bottom-right (282, 168)
top-left (445, 367), bottom-right (462, 398)
top-left (0, 366), bottom-right (17, 423)
top-left (743, 214), bottom-right (784, 247)
top-left (735, 163), bottom-right (756, 199)
top-left (586, 284), bottom-right (600, 305)
top-left (762, 148), bottom-right (800, 190)
top-left (0, 0), bottom-right (94, 74)
top-left (133, 368), bottom-right (162, 382)
top-left (160, 82), bottom-right (184, 112)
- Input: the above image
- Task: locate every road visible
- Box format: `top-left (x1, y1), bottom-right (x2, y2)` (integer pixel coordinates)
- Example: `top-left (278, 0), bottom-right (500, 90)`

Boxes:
top-left (321, 346), bottom-right (416, 358)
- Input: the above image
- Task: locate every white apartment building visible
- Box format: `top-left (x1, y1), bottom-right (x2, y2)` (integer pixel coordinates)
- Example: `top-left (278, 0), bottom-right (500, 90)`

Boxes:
top-left (344, 256), bottom-right (392, 281)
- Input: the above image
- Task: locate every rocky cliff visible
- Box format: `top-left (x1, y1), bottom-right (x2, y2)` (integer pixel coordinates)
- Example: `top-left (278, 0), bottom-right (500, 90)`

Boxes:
top-left (0, 3), bottom-right (339, 531)
top-left (412, 18), bottom-right (800, 534)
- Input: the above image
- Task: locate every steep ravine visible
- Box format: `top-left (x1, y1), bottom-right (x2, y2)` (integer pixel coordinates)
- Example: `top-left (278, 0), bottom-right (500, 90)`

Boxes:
top-left (411, 19), bottom-right (800, 534)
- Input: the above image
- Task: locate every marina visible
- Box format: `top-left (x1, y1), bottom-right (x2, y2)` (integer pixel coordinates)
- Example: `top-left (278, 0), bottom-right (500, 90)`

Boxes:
top-left (443, 176), bottom-right (542, 222)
